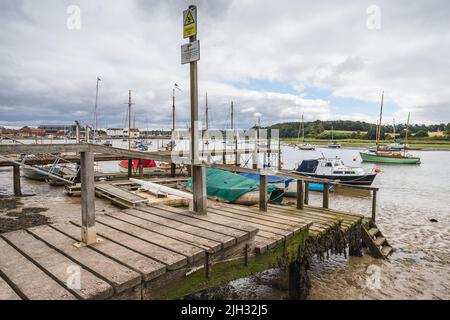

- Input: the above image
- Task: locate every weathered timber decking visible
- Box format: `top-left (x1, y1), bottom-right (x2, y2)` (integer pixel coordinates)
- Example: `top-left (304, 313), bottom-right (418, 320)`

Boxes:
top-left (0, 202), bottom-right (363, 300)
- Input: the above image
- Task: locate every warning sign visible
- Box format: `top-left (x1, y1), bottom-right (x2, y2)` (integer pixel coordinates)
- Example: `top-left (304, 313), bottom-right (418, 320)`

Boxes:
top-left (183, 6), bottom-right (197, 38)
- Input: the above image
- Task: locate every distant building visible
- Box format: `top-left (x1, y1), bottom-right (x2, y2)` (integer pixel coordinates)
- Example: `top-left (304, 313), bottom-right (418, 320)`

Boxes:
top-left (37, 125), bottom-right (70, 135)
top-left (106, 128), bottom-right (140, 138)
top-left (123, 128), bottom-right (140, 138)
top-left (106, 128), bottom-right (124, 138)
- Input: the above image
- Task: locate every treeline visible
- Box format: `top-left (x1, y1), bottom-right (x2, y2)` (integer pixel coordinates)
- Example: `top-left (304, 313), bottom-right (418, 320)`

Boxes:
top-left (269, 120), bottom-right (450, 140)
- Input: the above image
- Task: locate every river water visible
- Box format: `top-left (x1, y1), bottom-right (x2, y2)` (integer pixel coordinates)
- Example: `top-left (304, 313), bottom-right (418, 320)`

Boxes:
top-left (0, 140), bottom-right (449, 299)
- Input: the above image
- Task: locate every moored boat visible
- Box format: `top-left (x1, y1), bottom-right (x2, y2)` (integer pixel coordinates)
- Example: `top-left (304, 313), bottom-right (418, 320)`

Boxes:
top-left (187, 168), bottom-right (284, 205)
top-left (294, 157), bottom-right (377, 185)
top-left (360, 150), bottom-right (420, 164)
top-left (239, 173), bottom-right (334, 196)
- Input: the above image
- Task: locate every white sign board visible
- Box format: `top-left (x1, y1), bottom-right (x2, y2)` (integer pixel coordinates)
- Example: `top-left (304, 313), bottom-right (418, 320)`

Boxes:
top-left (181, 40), bottom-right (200, 64)
top-left (183, 6), bottom-right (197, 38)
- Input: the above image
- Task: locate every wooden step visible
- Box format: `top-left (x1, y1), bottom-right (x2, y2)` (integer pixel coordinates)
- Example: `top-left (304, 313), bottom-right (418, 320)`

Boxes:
top-left (374, 236), bottom-right (386, 247)
top-left (368, 227), bottom-right (379, 237)
top-left (381, 245), bottom-right (393, 257)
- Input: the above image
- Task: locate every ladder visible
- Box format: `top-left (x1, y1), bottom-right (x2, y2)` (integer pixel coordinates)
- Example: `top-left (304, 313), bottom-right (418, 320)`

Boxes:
top-left (361, 219), bottom-right (393, 259)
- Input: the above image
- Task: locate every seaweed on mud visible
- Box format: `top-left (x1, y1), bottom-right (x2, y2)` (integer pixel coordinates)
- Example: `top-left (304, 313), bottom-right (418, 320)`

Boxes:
top-left (0, 206), bottom-right (50, 233)
top-left (0, 197), bottom-right (22, 210)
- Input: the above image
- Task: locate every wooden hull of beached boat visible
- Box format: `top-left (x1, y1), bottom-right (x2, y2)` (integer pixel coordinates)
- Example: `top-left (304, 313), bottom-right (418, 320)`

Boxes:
top-left (360, 152), bottom-right (420, 164)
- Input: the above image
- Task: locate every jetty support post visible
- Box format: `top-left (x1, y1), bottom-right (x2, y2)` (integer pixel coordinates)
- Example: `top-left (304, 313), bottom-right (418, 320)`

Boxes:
top-left (170, 163), bottom-right (176, 177)
top-left (259, 173), bottom-right (268, 212)
top-left (296, 179), bottom-right (304, 210)
top-left (138, 159), bottom-right (143, 178)
top-left (304, 182), bottom-right (309, 205)
top-left (252, 130), bottom-right (258, 169)
top-left (127, 159), bottom-right (132, 179)
top-left (192, 164), bottom-right (207, 215)
top-left (322, 183), bottom-right (329, 209)
top-left (372, 189), bottom-right (377, 222)
top-left (79, 150), bottom-right (97, 245)
top-left (13, 164), bottom-right (21, 196)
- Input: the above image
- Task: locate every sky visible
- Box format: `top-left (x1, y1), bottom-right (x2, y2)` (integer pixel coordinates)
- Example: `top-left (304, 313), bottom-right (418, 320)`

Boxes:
top-left (0, 0), bottom-right (449, 130)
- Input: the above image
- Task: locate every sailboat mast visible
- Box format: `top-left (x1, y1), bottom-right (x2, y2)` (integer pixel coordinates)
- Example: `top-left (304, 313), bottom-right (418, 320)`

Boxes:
top-left (205, 92), bottom-right (209, 131)
top-left (376, 91), bottom-right (384, 149)
top-left (230, 101), bottom-right (234, 130)
top-left (128, 90), bottom-right (132, 150)
top-left (404, 112), bottom-right (410, 156)
top-left (393, 118), bottom-right (396, 143)
top-left (302, 114), bottom-right (305, 142)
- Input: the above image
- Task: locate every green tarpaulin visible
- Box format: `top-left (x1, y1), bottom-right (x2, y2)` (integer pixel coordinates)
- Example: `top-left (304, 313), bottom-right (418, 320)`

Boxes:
top-left (186, 168), bottom-right (283, 203)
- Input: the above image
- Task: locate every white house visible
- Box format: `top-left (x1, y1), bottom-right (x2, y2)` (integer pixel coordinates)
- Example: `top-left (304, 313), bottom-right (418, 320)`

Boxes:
top-left (106, 128), bottom-right (124, 138)
top-left (122, 128), bottom-right (140, 138)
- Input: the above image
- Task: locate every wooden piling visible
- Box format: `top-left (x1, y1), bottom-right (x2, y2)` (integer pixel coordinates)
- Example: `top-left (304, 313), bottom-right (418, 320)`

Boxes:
top-left (296, 180), bottom-right (304, 210)
top-left (259, 174), bottom-right (268, 212)
top-left (13, 164), bottom-right (21, 196)
top-left (192, 165), bottom-right (207, 215)
top-left (138, 159), bottom-right (143, 178)
top-left (80, 151), bottom-right (97, 245)
top-left (127, 159), bottom-right (132, 179)
top-left (323, 183), bottom-right (329, 209)
top-left (372, 189), bottom-right (377, 222)
top-left (304, 182), bottom-right (309, 205)
top-left (170, 163), bottom-right (176, 177)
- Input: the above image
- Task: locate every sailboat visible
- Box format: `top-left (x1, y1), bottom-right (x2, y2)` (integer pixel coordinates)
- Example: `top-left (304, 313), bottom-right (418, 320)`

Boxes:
top-left (297, 115), bottom-right (315, 150)
top-left (327, 125), bottom-right (341, 148)
top-left (360, 92), bottom-right (420, 164)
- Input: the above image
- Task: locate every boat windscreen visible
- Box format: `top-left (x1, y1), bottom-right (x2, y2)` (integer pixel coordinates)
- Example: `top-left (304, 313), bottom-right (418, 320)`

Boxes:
top-left (296, 159), bottom-right (319, 173)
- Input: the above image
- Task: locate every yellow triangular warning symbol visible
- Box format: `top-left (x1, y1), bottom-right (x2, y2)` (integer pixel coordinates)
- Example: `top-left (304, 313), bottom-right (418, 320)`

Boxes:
top-left (184, 10), bottom-right (194, 26)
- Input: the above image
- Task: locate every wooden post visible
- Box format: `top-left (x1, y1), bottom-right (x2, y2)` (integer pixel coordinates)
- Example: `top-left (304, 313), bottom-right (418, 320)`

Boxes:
top-left (278, 138), bottom-right (282, 170)
top-left (13, 165), bottom-right (21, 196)
top-left (323, 183), bottom-right (329, 209)
top-left (372, 189), bottom-right (377, 222)
top-left (252, 131), bottom-right (258, 169)
top-left (138, 159), bottom-right (143, 178)
top-left (75, 125), bottom-right (80, 144)
top-left (304, 182), bottom-right (309, 205)
top-left (296, 180), bottom-right (304, 210)
top-left (127, 159), bottom-right (132, 179)
top-left (192, 164), bottom-right (207, 215)
top-left (80, 151), bottom-right (97, 245)
top-left (259, 173), bottom-right (268, 212)
top-left (170, 163), bottom-right (176, 177)
top-left (288, 261), bottom-right (301, 299)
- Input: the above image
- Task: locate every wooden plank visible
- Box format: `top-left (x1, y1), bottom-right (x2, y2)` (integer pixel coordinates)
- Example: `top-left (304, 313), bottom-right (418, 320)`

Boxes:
top-left (27, 225), bottom-right (141, 293)
top-left (95, 215), bottom-right (205, 263)
top-left (0, 237), bottom-right (76, 300)
top-left (154, 204), bottom-right (259, 235)
top-left (0, 276), bottom-right (21, 300)
top-left (96, 183), bottom-right (147, 203)
top-left (3, 230), bottom-right (114, 300)
top-left (206, 208), bottom-right (295, 236)
top-left (123, 209), bottom-right (236, 248)
top-left (210, 203), bottom-right (309, 229)
top-left (53, 223), bottom-right (166, 282)
top-left (71, 220), bottom-right (187, 270)
top-left (106, 211), bottom-right (222, 253)
top-left (138, 206), bottom-right (252, 242)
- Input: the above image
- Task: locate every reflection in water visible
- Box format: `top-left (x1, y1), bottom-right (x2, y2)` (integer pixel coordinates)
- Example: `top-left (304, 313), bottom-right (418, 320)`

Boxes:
top-left (0, 141), bottom-right (449, 299)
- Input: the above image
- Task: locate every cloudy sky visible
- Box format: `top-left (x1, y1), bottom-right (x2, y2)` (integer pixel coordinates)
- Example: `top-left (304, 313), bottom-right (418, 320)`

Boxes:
top-left (0, 0), bottom-right (449, 129)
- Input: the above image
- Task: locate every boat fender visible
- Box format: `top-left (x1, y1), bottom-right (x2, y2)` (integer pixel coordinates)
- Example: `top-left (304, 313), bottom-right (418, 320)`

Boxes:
top-left (373, 167), bottom-right (381, 173)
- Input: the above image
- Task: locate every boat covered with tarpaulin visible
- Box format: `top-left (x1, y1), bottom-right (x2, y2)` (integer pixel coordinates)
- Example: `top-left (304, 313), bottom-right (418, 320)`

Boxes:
top-left (186, 168), bottom-right (284, 205)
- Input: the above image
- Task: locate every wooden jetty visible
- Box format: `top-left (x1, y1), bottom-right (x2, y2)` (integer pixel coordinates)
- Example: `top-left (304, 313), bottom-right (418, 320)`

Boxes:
top-left (0, 201), bottom-right (364, 300)
top-left (0, 142), bottom-right (391, 300)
